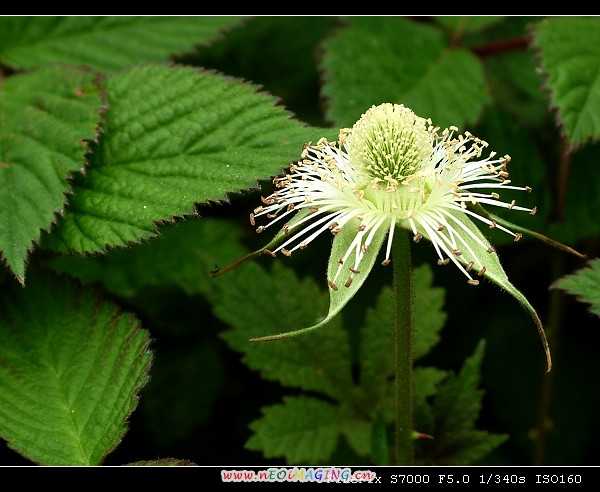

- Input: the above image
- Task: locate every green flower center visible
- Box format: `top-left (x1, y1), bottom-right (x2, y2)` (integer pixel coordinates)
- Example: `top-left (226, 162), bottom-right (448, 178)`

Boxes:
top-left (347, 103), bottom-right (433, 183)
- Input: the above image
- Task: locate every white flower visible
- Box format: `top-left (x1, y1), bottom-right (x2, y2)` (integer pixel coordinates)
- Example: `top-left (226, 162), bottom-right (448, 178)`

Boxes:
top-left (251, 103), bottom-right (536, 289)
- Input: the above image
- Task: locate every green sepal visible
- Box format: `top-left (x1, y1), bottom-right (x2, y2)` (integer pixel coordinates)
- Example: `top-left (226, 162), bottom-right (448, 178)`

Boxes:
top-left (249, 219), bottom-right (388, 342)
top-left (470, 202), bottom-right (585, 259)
top-left (416, 208), bottom-right (552, 371)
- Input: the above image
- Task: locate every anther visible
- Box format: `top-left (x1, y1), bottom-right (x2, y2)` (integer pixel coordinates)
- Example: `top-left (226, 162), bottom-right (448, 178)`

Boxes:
top-left (452, 249), bottom-right (462, 256)
top-left (508, 200), bottom-right (516, 210)
top-left (413, 233), bottom-right (422, 243)
top-left (349, 267), bottom-right (360, 274)
top-left (466, 261), bottom-right (474, 271)
top-left (381, 259), bottom-right (391, 266)
top-left (486, 247), bottom-right (495, 254)
top-left (345, 277), bottom-right (353, 288)
top-left (525, 186), bottom-right (532, 193)
top-left (489, 221), bottom-right (497, 229)
top-left (514, 233), bottom-right (522, 242)
top-left (437, 258), bottom-right (450, 266)
top-left (256, 226), bottom-right (265, 233)
top-left (327, 280), bottom-right (339, 291)
top-left (281, 248), bottom-right (292, 257)
top-left (357, 224), bottom-right (366, 232)
top-left (249, 213), bottom-right (256, 226)
top-left (478, 266), bottom-right (487, 276)
top-left (299, 242), bottom-right (308, 249)
top-left (467, 279), bottom-right (480, 286)
top-left (264, 249), bottom-right (276, 257)
top-left (338, 258), bottom-right (344, 265)
top-left (530, 206), bottom-right (537, 216)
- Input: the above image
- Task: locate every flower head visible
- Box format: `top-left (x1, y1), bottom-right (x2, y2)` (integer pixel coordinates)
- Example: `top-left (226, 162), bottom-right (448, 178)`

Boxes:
top-left (251, 103), bottom-right (536, 288)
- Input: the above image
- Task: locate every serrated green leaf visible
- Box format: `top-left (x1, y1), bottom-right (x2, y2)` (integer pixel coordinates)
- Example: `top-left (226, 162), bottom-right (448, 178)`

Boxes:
top-left (0, 16), bottom-right (243, 72)
top-left (0, 65), bottom-right (102, 282)
top-left (533, 17), bottom-right (600, 148)
top-left (0, 267), bottom-right (152, 465)
top-left (418, 341), bottom-right (508, 465)
top-left (246, 396), bottom-right (341, 464)
top-left (552, 258), bottom-right (600, 317)
top-left (320, 17), bottom-right (490, 129)
top-left (42, 64), bottom-right (328, 255)
top-left (214, 262), bottom-right (353, 400)
top-left (435, 340), bottom-right (493, 441)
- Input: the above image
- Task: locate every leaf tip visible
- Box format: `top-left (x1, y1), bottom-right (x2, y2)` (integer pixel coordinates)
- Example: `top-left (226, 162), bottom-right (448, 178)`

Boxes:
top-left (535, 315), bottom-right (552, 373)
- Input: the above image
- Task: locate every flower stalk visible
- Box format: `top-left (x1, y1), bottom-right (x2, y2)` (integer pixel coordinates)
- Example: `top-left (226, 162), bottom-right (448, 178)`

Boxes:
top-left (392, 231), bottom-right (414, 465)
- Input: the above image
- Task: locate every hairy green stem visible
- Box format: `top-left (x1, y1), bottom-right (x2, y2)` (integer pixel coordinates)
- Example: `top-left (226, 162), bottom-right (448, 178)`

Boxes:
top-left (392, 231), bottom-right (414, 465)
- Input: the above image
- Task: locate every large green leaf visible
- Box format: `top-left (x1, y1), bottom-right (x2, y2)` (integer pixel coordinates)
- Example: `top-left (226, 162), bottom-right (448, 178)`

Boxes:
top-left (552, 258), bottom-right (600, 317)
top-left (0, 16), bottom-right (243, 72)
top-left (320, 17), bottom-right (490, 129)
top-left (0, 268), bottom-right (152, 465)
top-left (0, 65), bottom-right (102, 282)
top-left (43, 64), bottom-right (328, 254)
top-left (533, 17), bottom-right (600, 148)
